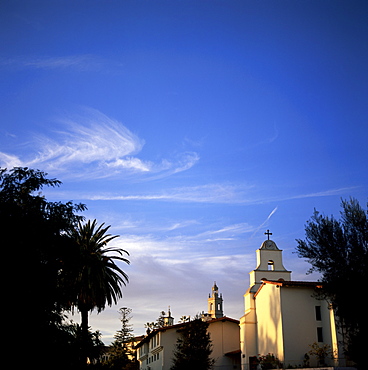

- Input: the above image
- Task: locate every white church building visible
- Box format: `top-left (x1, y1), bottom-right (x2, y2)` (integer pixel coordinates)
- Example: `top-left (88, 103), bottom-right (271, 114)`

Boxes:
top-left (240, 236), bottom-right (345, 369)
top-left (135, 234), bottom-right (349, 370)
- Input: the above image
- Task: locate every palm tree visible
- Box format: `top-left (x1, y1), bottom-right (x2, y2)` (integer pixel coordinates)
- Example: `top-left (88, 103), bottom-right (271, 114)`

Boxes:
top-left (68, 219), bottom-right (130, 365)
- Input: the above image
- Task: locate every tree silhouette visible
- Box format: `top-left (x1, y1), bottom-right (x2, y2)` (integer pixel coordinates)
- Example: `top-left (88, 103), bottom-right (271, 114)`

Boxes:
top-left (67, 219), bottom-right (130, 366)
top-left (296, 198), bottom-right (368, 368)
top-left (108, 307), bottom-right (137, 369)
top-left (171, 317), bottom-right (215, 370)
top-left (0, 167), bottom-right (86, 369)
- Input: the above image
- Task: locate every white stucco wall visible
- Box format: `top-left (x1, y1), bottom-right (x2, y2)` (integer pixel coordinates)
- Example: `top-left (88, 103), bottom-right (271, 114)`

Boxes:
top-left (208, 319), bottom-right (240, 369)
top-left (255, 283), bottom-right (284, 360)
top-left (159, 328), bottom-right (178, 370)
top-left (253, 283), bottom-right (336, 368)
top-left (240, 309), bottom-right (257, 370)
top-left (280, 286), bottom-right (335, 368)
top-left (138, 329), bottom-right (179, 370)
top-left (138, 319), bottom-right (240, 370)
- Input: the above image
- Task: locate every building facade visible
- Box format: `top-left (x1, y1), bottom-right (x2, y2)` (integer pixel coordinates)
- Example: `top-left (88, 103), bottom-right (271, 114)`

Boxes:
top-left (135, 284), bottom-right (240, 370)
top-left (135, 236), bottom-right (349, 370)
top-left (240, 238), bottom-right (344, 369)
top-left (136, 316), bottom-right (240, 370)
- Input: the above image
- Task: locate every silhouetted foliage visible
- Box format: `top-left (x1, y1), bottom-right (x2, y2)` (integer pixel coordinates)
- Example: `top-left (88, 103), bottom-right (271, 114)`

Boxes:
top-left (114, 307), bottom-right (134, 350)
top-left (105, 307), bottom-right (136, 369)
top-left (56, 321), bottom-right (104, 369)
top-left (296, 198), bottom-right (368, 369)
top-left (0, 167), bottom-right (86, 368)
top-left (1, 167), bottom-right (130, 369)
top-left (66, 219), bottom-right (130, 366)
top-left (256, 353), bottom-right (282, 370)
top-left (171, 317), bottom-right (215, 370)
top-left (145, 310), bottom-right (168, 332)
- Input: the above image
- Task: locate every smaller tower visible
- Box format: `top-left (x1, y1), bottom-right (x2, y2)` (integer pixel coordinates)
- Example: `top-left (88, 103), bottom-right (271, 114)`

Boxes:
top-left (208, 282), bottom-right (224, 318)
top-left (163, 306), bottom-right (174, 326)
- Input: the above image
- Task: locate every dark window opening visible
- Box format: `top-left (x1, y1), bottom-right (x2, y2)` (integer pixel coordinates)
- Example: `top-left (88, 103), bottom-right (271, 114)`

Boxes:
top-left (315, 306), bottom-right (322, 321)
top-left (317, 327), bottom-right (323, 342)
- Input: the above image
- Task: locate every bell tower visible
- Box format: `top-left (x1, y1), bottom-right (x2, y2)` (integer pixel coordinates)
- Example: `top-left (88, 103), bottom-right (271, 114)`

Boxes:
top-left (249, 231), bottom-right (292, 288)
top-left (163, 307), bottom-right (174, 326)
top-left (208, 282), bottom-right (224, 318)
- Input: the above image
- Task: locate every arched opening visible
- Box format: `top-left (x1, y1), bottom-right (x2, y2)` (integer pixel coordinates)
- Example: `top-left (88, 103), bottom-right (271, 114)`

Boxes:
top-left (268, 260), bottom-right (274, 271)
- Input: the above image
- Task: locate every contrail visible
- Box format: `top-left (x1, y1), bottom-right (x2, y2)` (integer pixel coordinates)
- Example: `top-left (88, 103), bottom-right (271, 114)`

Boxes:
top-left (250, 206), bottom-right (278, 239)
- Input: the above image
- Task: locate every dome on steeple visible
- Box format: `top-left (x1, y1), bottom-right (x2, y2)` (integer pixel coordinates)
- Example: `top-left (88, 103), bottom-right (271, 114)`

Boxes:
top-left (260, 239), bottom-right (279, 250)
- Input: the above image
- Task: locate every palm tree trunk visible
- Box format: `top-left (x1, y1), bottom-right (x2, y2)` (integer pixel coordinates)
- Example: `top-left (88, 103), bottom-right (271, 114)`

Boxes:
top-left (80, 308), bottom-right (89, 367)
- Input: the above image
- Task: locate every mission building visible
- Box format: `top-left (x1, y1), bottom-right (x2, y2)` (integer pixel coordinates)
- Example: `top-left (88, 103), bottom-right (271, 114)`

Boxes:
top-left (135, 235), bottom-right (348, 370)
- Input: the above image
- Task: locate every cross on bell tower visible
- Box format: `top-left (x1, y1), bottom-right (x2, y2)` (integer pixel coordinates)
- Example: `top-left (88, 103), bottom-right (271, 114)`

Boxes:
top-left (264, 229), bottom-right (272, 240)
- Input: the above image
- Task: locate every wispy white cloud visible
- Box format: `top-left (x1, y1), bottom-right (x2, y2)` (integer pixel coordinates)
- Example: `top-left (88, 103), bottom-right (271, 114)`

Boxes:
top-left (88, 183), bottom-right (254, 203)
top-left (0, 108), bottom-right (199, 180)
top-left (109, 218), bottom-right (255, 262)
top-left (105, 157), bottom-right (151, 172)
top-left (196, 223), bottom-right (255, 240)
top-left (23, 108), bottom-right (146, 178)
top-left (80, 184), bottom-right (357, 205)
top-left (285, 187), bottom-right (359, 200)
top-left (97, 229), bottom-right (254, 337)
top-left (0, 152), bottom-right (22, 168)
top-left (0, 54), bottom-right (111, 72)
top-left (65, 213), bottom-right (255, 340)
top-left (165, 220), bottom-right (200, 231)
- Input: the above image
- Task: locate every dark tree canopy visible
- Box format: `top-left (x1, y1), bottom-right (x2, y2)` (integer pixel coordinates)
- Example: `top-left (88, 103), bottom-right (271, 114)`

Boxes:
top-left (170, 317), bottom-right (215, 370)
top-left (1, 168), bottom-right (86, 311)
top-left (1, 167), bottom-right (133, 369)
top-left (66, 219), bottom-right (130, 367)
top-left (296, 197), bottom-right (368, 368)
top-left (0, 168), bottom-right (88, 368)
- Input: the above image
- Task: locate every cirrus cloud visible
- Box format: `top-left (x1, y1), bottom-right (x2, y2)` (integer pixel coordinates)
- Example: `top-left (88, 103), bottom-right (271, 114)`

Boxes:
top-left (0, 54), bottom-right (117, 73)
top-left (0, 108), bottom-right (199, 180)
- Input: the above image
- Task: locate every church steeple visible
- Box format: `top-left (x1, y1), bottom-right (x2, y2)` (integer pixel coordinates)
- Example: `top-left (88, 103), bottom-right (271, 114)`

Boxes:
top-left (163, 306), bottom-right (174, 326)
top-left (208, 282), bottom-right (224, 318)
top-left (249, 232), bottom-right (292, 288)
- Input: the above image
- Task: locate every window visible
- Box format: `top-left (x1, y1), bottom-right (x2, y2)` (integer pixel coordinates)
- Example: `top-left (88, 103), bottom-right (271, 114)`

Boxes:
top-left (317, 327), bottom-right (323, 342)
top-left (268, 260), bottom-right (274, 271)
top-left (315, 306), bottom-right (322, 321)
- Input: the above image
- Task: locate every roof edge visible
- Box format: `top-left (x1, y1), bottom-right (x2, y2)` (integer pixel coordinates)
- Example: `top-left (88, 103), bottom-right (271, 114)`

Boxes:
top-left (134, 316), bottom-right (239, 348)
top-left (254, 279), bottom-right (323, 298)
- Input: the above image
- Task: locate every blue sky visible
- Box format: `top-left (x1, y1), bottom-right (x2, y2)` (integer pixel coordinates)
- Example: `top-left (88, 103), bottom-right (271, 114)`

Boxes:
top-left (1, 0), bottom-right (367, 343)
